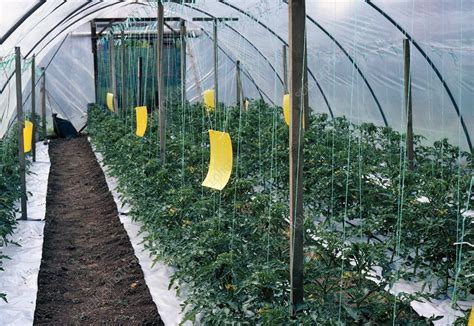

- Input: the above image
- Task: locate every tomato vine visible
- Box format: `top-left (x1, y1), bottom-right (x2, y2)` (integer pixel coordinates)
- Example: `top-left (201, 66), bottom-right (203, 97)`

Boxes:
top-left (89, 101), bottom-right (472, 324)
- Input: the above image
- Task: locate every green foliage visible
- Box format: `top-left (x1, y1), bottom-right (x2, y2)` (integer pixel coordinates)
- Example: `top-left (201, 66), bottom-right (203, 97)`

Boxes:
top-left (0, 127), bottom-right (24, 302)
top-left (89, 101), bottom-right (472, 324)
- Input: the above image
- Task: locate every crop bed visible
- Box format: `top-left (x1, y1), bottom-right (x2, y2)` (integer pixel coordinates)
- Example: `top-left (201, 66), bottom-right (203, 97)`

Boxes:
top-left (89, 101), bottom-right (472, 324)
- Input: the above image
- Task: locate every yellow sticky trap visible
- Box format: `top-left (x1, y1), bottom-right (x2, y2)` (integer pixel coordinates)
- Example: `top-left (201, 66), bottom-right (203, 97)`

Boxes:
top-left (202, 89), bottom-right (215, 112)
top-left (106, 93), bottom-right (114, 112)
top-left (468, 304), bottom-right (474, 326)
top-left (283, 94), bottom-right (290, 126)
top-left (23, 120), bottom-right (33, 153)
top-left (245, 100), bottom-right (250, 111)
top-left (282, 93), bottom-right (305, 128)
top-left (135, 106), bottom-right (148, 137)
top-left (202, 130), bottom-right (233, 191)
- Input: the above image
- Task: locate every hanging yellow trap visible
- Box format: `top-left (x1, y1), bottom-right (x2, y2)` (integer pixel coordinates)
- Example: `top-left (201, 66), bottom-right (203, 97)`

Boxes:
top-left (282, 93), bottom-right (305, 128)
top-left (135, 106), bottom-right (148, 137)
top-left (283, 93), bottom-right (290, 126)
top-left (23, 120), bottom-right (33, 153)
top-left (202, 89), bottom-right (215, 112)
top-left (468, 304), bottom-right (474, 326)
top-left (106, 93), bottom-right (114, 112)
top-left (202, 130), bottom-right (233, 191)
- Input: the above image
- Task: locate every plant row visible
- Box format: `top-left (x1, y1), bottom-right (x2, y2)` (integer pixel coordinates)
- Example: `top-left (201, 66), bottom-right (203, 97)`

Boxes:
top-left (89, 101), bottom-right (472, 324)
top-left (0, 126), bottom-right (25, 302)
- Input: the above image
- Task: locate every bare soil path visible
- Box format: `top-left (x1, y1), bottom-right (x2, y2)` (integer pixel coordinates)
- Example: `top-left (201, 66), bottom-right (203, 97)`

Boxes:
top-left (34, 137), bottom-right (162, 325)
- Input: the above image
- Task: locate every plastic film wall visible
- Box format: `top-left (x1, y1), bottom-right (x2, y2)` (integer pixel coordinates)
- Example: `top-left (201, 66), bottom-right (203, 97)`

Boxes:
top-left (0, 0), bottom-right (472, 151)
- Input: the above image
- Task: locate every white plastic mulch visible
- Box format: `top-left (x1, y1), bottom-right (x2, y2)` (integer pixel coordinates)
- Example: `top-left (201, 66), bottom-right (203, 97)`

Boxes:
top-left (0, 142), bottom-right (50, 326)
top-left (90, 141), bottom-right (192, 326)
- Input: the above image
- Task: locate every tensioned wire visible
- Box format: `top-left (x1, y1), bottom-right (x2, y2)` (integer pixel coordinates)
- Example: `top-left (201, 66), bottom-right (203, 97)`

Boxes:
top-left (180, 21), bottom-right (187, 222)
top-left (143, 19), bottom-right (154, 160)
top-left (336, 2), bottom-right (359, 320)
top-left (224, 17), bottom-right (245, 265)
top-left (452, 0), bottom-right (468, 306)
top-left (391, 0), bottom-right (423, 321)
top-left (389, 1), bottom-right (415, 322)
top-left (329, 0), bottom-right (337, 231)
top-left (265, 26), bottom-right (281, 268)
top-left (439, 0), bottom-right (446, 181)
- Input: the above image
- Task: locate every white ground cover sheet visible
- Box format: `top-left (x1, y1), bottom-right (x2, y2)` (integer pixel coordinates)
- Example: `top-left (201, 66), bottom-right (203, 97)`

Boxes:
top-left (0, 142), bottom-right (50, 326)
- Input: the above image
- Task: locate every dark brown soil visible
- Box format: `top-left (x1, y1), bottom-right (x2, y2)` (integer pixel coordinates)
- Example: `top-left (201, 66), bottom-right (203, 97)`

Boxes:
top-left (34, 137), bottom-right (162, 325)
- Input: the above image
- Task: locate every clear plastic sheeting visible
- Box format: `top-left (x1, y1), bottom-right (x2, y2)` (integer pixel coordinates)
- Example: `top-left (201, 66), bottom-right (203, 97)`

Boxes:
top-left (1, 0), bottom-right (471, 149)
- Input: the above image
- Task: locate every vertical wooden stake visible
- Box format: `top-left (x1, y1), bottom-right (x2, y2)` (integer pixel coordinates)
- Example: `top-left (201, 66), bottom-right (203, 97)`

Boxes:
top-left (180, 20), bottom-right (187, 107)
top-left (213, 19), bottom-right (218, 108)
top-left (109, 33), bottom-right (118, 114)
top-left (157, 1), bottom-right (166, 163)
top-left (31, 54), bottom-right (36, 162)
top-left (288, 0), bottom-right (307, 317)
top-left (15, 47), bottom-right (27, 220)
top-left (404, 39), bottom-right (414, 170)
top-left (236, 60), bottom-right (243, 111)
top-left (187, 42), bottom-right (203, 97)
top-left (40, 67), bottom-right (46, 139)
top-left (91, 21), bottom-right (99, 104)
top-left (121, 30), bottom-right (126, 119)
top-left (138, 57), bottom-right (143, 106)
top-left (283, 44), bottom-right (288, 94)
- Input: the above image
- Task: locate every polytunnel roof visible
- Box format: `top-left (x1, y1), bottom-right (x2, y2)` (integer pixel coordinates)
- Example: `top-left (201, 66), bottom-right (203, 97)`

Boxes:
top-left (0, 0), bottom-right (472, 151)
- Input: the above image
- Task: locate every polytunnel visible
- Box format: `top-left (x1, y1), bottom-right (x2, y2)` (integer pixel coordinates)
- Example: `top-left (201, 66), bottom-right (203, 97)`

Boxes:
top-left (0, 1), bottom-right (473, 325)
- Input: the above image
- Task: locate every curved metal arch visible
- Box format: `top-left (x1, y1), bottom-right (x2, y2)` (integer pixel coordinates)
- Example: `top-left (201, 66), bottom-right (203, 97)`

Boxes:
top-left (179, 4), bottom-right (287, 106)
top-left (34, 1), bottom-right (273, 106)
top-left (281, 0), bottom-right (387, 126)
top-left (0, 1), bottom-right (101, 94)
top-left (1, 1), bottom-right (272, 111)
top-left (34, 2), bottom-right (128, 56)
top-left (7, 2), bottom-right (129, 126)
top-left (117, 2), bottom-right (273, 104)
top-left (21, 34), bottom-right (70, 108)
top-left (25, 1), bottom-right (101, 58)
top-left (182, 4), bottom-right (284, 86)
top-left (16, 0), bottom-right (69, 45)
top-left (0, 0), bottom-right (47, 44)
top-left (365, 0), bottom-right (472, 152)
top-left (197, 27), bottom-right (273, 104)
top-left (216, 0), bottom-right (335, 119)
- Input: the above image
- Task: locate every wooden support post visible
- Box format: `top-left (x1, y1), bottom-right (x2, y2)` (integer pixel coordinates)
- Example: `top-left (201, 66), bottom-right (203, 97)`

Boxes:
top-left (157, 1), bottom-right (166, 163)
top-left (213, 19), bottom-right (218, 108)
top-left (288, 0), bottom-right (307, 317)
top-left (40, 67), bottom-right (46, 139)
top-left (91, 21), bottom-right (98, 103)
top-left (404, 38), bottom-right (414, 170)
top-left (121, 30), bottom-right (126, 118)
top-left (15, 47), bottom-right (27, 220)
top-left (109, 33), bottom-right (118, 114)
top-left (236, 60), bottom-right (243, 111)
top-left (180, 20), bottom-right (187, 107)
top-left (187, 42), bottom-right (203, 97)
top-left (31, 54), bottom-right (36, 162)
top-left (283, 44), bottom-right (288, 94)
top-left (137, 57), bottom-right (143, 106)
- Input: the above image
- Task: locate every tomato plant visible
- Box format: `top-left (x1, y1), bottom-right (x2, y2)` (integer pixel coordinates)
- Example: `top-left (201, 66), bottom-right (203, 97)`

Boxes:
top-left (0, 126), bottom-right (25, 302)
top-left (89, 100), bottom-right (472, 324)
